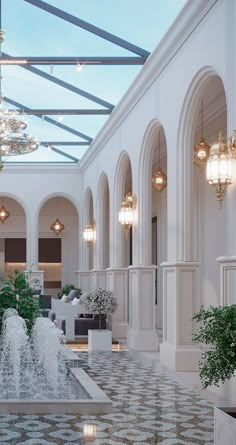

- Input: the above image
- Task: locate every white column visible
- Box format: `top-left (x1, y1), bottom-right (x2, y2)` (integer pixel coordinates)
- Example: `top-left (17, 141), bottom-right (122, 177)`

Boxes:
top-left (107, 268), bottom-right (128, 338)
top-left (127, 265), bottom-right (158, 350)
top-left (160, 262), bottom-right (201, 371)
top-left (26, 208), bottom-right (38, 269)
top-left (219, 0), bottom-right (236, 305)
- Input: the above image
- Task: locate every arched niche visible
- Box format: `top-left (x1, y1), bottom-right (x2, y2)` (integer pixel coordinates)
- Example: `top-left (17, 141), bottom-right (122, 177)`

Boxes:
top-left (97, 172), bottom-right (110, 269)
top-left (114, 151), bottom-right (133, 268)
top-left (0, 195), bottom-right (27, 277)
top-left (178, 67), bottom-right (227, 306)
top-left (38, 195), bottom-right (79, 297)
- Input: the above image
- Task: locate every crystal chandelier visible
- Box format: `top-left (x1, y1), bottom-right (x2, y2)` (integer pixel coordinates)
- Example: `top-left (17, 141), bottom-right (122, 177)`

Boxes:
top-left (0, 30), bottom-right (40, 157)
top-left (152, 132), bottom-right (167, 192)
top-left (194, 100), bottom-right (210, 168)
top-left (118, 192), bottom-right (136, 237)
top-left (83, 223), bottom-right (95, 246)
top-left (206, 132), bottom-right (232, 208)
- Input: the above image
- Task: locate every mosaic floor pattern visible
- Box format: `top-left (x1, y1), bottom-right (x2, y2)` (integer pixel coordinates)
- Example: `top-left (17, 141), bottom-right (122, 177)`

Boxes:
top-left (0, 351), bottom-right (214, 444)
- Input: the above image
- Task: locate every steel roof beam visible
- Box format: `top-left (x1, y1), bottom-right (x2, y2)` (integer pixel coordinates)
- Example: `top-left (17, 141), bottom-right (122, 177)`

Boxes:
top-left (41, 141), bottom-right (89, 146)
top-left (3, 53), bottom-right (114, 111)
top-left (4, 96), bottom-right (93, 142)
top-left (40, 143), bottom-right (79, 162)
top-left (0, 56), bottom-right (146, 66)
top-left (16, 108), bottom-right (111, 115)
top-left (24, 0), bottom-right (150, 59)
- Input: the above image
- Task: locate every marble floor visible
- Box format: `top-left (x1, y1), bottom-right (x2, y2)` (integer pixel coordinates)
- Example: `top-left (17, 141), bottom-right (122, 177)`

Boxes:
top-left (0, 349), bottom-right (233, 445)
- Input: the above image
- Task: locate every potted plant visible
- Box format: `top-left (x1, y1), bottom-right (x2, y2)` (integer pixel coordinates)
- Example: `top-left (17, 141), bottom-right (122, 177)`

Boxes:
top-left (193, 305), bottom-right (236, 445)
top-left (0, 269), bottom-right (41, 334)
top-left (80, 288), bottom-right (118, 351)
top-left (57, 284), bottom-right (81, 300)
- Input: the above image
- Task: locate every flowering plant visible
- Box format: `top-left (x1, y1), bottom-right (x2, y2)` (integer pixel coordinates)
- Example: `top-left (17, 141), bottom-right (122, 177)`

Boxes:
top-left (80, 288), bottom-right (118, 315)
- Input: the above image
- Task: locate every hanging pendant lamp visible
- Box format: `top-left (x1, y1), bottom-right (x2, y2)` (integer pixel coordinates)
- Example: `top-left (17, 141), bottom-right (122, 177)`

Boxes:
top-left (0, 204), bottom-right (10, 223)
top-left (194, 99), bottom-right (210, 168)
top-left (50, 198), bottom-right (65, 236)
top-left (152, 131), bottom-right (167, 192)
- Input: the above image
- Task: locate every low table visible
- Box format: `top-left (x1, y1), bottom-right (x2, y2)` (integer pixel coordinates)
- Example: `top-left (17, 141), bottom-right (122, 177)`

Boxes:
top-left (88, 329), bottom-right (112, 351)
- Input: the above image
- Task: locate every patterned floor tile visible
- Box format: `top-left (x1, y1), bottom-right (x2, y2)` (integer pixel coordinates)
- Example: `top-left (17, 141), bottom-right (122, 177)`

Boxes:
top-left (0, 351), bottom-right (215, 444)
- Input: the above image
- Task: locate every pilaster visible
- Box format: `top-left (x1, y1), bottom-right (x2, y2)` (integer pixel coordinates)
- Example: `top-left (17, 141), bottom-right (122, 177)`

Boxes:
top-left (160, 261), bottom-right (201, 371)
top-left (216, 256), bottom-right (236, 305)
top-left (127, 265), bottom-right (158, 350)
top-left (107, 268), bottom-right (128, 338)
top-left (90, 270), bottom-right (107, 289)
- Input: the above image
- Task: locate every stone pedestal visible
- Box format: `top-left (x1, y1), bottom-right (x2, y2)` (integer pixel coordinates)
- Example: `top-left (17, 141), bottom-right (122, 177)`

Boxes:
top-left (127, 265), bottom-right (158, 351)
top-left (88, 329), bottom-right (112, 351)
top-left (90, 270), bottom-right (107, 289)
top-left (75, 271), bottom-right (92, 293)
top-left (160, 262), bottom-right (202, 371)
top-left (25, 269), bottom-right (45, 294)
top-left (107, 268), bottom-right (128, 338)
top-left (216, 256), bottom-right (236, 305)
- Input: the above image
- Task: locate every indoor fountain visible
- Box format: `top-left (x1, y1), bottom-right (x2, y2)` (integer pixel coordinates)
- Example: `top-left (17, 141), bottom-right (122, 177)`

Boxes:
top-left (0, 309), bottom-right (111, 413)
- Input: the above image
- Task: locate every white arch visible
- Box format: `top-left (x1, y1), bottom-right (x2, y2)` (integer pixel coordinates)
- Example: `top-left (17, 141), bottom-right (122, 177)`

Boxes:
top-left (177, 65), bottom-right (227, 260)
top-left (137, 119), bottom-right (166, 264)
top-left (37, 192), bottom-right (81, 221)
top-left (0, 192), bottom-right (29, 220)
top-left (112, 150), bottom-right (132, 268)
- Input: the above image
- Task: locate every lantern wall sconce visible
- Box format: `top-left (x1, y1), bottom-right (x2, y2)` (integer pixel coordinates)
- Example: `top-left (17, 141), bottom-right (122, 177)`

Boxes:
top-left (206, 131), bottom-right (232, 208)
top-left (83, 222), bottom-right (96, 246)
top-left (118, 192), bottom-right (136, 237)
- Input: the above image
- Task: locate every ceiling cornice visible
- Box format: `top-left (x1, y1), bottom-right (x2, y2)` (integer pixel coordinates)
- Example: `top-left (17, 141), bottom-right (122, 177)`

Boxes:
top-left (1, 163), bottom-right (81, 175)
top-left (79, 0), bottom-right (218, 172)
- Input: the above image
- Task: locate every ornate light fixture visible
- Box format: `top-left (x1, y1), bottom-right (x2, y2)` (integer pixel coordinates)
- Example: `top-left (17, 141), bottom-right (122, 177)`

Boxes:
top-left (83, 222), bottom-right (95, 246)
top-left (0, 204), bottom-right (9, 223)
top-left (194, 99), bottom-right (210, 168)
top-left (229, 129), bottom-right (236, 158)
top-left (0, 30), bottom-right (40, 157)
top-left (152, 132), bottom-right (167, 192)
top-left (50, 218), bottom-right (65, 236)
top-left (50, 198), bottom-right (65, 236)
top-left (206, 132), bottom-right (232, 208)
top-left (118, 192), bottom-right (136, 237)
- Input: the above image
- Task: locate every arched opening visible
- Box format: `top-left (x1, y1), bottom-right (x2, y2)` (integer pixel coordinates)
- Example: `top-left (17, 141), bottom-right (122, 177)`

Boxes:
top-left (151, 126), bottom-right (168, 331)
top-left (113, 151), bottom-right (133, 268)
top-left (191, 75), bottom-right (227, 306)
top-left (38, 196), bottom-right (79, 297)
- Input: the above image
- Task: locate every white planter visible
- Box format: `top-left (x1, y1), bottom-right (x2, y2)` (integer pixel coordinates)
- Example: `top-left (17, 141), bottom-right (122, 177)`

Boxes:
top-left (88, 329), bottom-right (112, 351)
top-left (214, 407), bottom-right (236, 444)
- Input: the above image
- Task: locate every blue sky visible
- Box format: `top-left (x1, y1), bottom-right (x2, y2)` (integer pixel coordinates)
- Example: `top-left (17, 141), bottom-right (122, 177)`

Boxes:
top-left (1, 0), bottom-right (187, 162)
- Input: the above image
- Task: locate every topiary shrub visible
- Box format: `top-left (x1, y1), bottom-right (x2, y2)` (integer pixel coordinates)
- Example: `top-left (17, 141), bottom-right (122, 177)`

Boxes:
top-left (193, 304), bottom-right (236, 388)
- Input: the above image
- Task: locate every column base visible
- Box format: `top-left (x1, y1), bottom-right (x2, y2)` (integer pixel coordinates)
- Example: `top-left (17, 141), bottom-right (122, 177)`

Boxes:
top-left (160, 341), bottom-right (201, 371)
top-left (112, 322), bottom-right (128, 339)
top-left (127, 327), bottom-right (158, 351)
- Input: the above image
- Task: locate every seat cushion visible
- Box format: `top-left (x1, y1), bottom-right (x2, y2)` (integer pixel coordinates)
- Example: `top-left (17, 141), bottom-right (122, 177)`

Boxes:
top-left (68, 289), bottom-right (80, 301)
